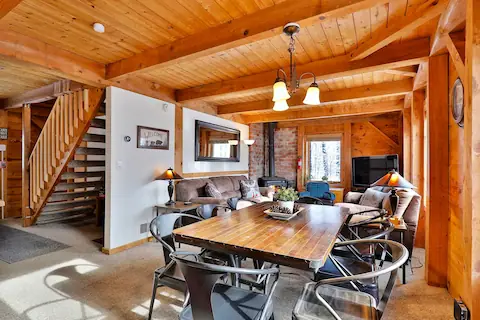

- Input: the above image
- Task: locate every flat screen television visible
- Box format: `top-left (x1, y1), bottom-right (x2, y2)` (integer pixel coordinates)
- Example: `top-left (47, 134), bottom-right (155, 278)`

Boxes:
top-left (352, 155), bottom-right (399, 187)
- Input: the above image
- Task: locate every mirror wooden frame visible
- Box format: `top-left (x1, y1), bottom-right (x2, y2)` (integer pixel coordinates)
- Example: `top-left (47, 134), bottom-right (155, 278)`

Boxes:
top-left (194, 120), bottom-right (240, 162)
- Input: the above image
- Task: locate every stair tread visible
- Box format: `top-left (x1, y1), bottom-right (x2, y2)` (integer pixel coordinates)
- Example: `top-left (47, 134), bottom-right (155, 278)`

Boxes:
top-left (75, 147), bottom-right (106, 155)
top-left (45, 198), bottom-right (97, 206)
top-left (83, 133), bottom-right (105, 142)
top-left (90, 118), bottom-right (106, 129)
top-left (37, 206), bottom-right (95, 224)
top-left (68, 160), bottom-right (105, 168)
top-left (55, 180), bottom-right (104, 191)
top-left (49, 190), bottom-right (100, 201)
top-left (61, 171), bottom-right (105, 179)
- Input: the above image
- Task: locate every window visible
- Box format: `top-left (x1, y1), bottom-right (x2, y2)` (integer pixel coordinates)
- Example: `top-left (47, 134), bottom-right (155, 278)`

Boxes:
top-left (211, 142), bottom-right (231, 158)
top-left (307, 137), bottom-right (341, 183)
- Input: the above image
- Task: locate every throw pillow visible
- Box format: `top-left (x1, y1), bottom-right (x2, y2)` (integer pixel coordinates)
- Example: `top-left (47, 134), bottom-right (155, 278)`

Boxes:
top-left (359, 188), bottom-right (387, 208)
top-left (240, 180), bottom-right (261, 200)
top-left (205, 183), bottom-right (222, 199)
top-left (381, 189), bottom-right (415, 217)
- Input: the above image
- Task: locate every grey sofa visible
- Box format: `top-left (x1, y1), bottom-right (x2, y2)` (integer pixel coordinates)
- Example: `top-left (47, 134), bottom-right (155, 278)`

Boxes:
top-left (175, 175), bottom-right (273, 208)
top-left (336, 187), bottom-right (421, 257)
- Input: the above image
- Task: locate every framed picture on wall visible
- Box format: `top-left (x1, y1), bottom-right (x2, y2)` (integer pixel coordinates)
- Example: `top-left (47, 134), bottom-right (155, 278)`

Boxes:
top-left (137, 126), bottom-right (169, 150)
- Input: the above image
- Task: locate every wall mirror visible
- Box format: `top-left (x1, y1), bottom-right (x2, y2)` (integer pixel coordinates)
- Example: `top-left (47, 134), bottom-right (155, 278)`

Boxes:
top-left (195, 120), bottom-right (240, 162)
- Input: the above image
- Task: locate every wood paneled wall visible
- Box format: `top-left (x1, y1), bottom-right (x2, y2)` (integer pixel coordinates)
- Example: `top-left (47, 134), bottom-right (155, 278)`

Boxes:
top-left (281, 113), bottom-right (403, 193)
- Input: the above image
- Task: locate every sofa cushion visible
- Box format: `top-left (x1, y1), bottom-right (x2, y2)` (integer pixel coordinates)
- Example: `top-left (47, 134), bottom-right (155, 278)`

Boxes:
top-left (240, 179), bottom-right (261, 199)
top-left (205, 183), bottom-right (222, 199)
top-left (229, 175), bottom-right (248, 191)
top-left (210, 176), bottom-right (235, 194)
top-left (175, 178), bottom-right (212, 201)
top-left (221, 191), bottom-right (242, 199)
top-left (344, 192), bottom-right (363, 204)
top-left (335, 203), bottom-right (381, 215)
top-left (359, 188), bottom-right (387, 208)
top-left (190, 197), bottom-right (227, 205)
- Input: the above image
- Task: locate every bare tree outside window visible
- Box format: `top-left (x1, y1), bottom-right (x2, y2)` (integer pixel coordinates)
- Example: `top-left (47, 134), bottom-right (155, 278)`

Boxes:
top-left (308, 140), bottom-right (341, 182)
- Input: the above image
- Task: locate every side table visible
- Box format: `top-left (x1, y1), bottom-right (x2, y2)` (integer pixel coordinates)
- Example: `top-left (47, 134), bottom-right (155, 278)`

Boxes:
top-left (154, 202), bottom-right (201, 216)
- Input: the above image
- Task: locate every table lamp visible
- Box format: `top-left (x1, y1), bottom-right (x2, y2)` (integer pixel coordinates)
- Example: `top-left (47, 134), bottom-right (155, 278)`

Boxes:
top-left (371, 169), bottom-right (415, 215)
top-left (155, 167), bottom-right (183, 205)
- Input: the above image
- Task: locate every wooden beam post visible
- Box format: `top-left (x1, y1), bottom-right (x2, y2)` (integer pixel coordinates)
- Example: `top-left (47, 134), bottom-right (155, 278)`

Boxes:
top-left (343, 122), bottom-right (352, 193)
top-left (463, 0), bottom-right (480, 315)
top-left (412, 89), bottom-right (426, 248)
top-left (21, 103), bottom-right (31, 227)
top-left (403, 107), bottom-right (412, 181)
top-left (297, 125), bottom-right (305, 191)
top-left (174, 105), bottom-right (183, 176)
top-left (426, 54), bottom-right (449, 287)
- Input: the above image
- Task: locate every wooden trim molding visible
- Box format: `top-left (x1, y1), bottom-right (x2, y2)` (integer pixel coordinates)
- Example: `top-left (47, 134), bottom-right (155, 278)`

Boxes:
top-left (102, 236), bottom-right (154, 255)
top-left (182, 170), bottom-right (249, 179)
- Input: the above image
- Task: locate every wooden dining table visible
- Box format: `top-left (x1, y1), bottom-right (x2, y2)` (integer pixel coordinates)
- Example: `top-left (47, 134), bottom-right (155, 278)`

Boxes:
top-left (173, 202), bottom-right (349, 271)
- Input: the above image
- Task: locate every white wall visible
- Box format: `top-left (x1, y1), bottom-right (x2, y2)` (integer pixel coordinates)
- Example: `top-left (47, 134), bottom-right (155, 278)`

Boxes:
top-left (183, 108), bottom-right (249, 174)
top-left (105, 87), bottom-right (175, 249)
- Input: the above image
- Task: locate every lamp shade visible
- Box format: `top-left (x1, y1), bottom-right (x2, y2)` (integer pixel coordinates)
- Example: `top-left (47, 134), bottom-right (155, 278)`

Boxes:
top-left (156, 167), bottom-right (183, 180)
top-left (228, 140), bottom-right (239, 145)
top-left (303, 83), bottom-right (320, 105)
top-left (243, 139), bottom-right (255, 146)
top-left (273, 99), bottom-right (289, 111)
top-left (272, 80), bottom-right (290, 102)
top-left (371, 170), bottom-right (415, 189)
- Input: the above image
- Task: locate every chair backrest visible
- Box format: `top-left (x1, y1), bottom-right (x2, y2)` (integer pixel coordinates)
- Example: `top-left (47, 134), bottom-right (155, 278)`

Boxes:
top-left (306, 181), bottom-right (330, 197)
top-left (171, 252), bottom-right (280, 320)
top-left (197, 204), bottom-right (221, 219)
top-left (317, 239), bottom-right (408, 318)
top-left (150, 213), bottom-right (202, 259)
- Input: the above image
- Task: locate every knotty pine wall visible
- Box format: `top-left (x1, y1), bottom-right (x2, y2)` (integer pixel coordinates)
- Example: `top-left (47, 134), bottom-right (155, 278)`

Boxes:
top-left (249, 112), bottom-right (403, 193)
top-left (447, 56), bottom-right (466, 300)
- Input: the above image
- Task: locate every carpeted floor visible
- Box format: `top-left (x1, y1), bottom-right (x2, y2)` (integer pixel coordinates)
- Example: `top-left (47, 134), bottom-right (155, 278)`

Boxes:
top-left (0, 218), bottom-right (452, 320)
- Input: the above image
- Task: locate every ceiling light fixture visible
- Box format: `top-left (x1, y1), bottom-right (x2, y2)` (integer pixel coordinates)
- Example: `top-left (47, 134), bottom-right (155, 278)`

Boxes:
top-left (272, 23), bottom-right (321, 111)
top-left (93, 23), bottom-right (105, 33)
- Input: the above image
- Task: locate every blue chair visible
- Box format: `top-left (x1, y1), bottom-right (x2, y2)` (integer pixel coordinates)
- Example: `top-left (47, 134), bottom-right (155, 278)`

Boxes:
top-left (299, 181), bottom-right (336, 202)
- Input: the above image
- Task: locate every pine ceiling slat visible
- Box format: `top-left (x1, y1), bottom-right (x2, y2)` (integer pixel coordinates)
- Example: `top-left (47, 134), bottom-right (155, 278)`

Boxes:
top-left (321, 19), bottom-right (347, 56)
top-left (337, 14), bottom-right (358, 53)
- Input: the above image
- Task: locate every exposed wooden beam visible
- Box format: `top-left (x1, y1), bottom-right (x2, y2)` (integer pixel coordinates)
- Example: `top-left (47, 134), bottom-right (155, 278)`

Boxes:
top-left (403, 107), bottom-right (412, 181)
top-left (384, 66), bottom-right (418, 77)
top-left (0, 31), bottom-right (105, 87)
top-left (21, 103), bottom-right (31, 226)
top-left (350, 0), bottom-right (446, 61)
top-left (110, 75), bottom-right (175, 104)
top-left (442, 33), bottom-right (466, 84)
top-left (430, 0), bottom-right (466, 56)
top-left (276, 112), bottom-right (401, 128)
top-left (0, 0), bottom-right (23, 19)
top-left (105, 0), bottom-right (389, 80)
top-left (177, 38), bottom-right (429, 103)
top-left (242, 100), bottom-right (404, 123)
top-left (217, 79), bottom-right (412, 115)
top-left (3, 80), bottom-right (85, 109)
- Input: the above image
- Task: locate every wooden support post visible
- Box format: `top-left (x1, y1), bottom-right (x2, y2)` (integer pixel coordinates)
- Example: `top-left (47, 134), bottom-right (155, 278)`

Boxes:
top-left (426, 54), bottom-right (449, 287)
top-left (412, 89), bottom-right (426, 248)
top-left (403, 107), bottom-right (412, 181)
top-left (343, 122), bottom-right (352, 193)
top-left (22, 104), bottom-right (32, 227)
top-left (463, 0), bottom-right (480, 315)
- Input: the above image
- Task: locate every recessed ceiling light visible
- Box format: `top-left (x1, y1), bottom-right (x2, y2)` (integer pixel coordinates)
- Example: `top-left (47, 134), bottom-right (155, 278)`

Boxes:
top-left (93, 23), bottom-right (105, 33)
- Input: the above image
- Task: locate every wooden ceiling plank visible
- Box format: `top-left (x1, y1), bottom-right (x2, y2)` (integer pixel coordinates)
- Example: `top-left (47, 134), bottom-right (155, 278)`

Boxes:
top-left (242, 100), bottom-right (404, 123)
top-left (105, 0), bottom-right (390, 80)
top-left (430, 0), bottom-right (466, 56)
top-left (350, 0), bottom-right (446, 61)
top-left (177, 37), bottom-right (430, 103)
top-left (0, 0), bottom-right (23, 19)
top-left (217, 78), bottom-right (412, 114)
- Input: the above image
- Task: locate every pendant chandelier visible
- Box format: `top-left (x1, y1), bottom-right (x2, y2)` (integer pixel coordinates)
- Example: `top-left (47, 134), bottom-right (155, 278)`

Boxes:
top-left (272, 23), bottom-right (320, 112)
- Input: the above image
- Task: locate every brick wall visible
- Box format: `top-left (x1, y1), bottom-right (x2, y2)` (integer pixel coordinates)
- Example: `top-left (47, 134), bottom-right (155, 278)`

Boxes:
top-left (274, 127), bottom-right (298, 187)
top-left (248, 123), bottom-right (298, 188)
top-left (248, 123), bottom-right (265, 181)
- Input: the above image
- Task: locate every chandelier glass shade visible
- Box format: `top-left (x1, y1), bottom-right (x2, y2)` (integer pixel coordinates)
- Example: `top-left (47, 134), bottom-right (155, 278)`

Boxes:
top-left (272, 23), bottom-right (321, 111)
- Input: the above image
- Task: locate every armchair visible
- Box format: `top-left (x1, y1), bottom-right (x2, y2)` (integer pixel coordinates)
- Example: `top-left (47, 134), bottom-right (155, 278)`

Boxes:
top-left (299, 181), bottom-right (335, 203)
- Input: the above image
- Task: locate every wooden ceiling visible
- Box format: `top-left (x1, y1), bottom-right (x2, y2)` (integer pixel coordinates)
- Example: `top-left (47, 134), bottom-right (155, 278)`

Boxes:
top-left (0, 0), bottom-right (467, 122)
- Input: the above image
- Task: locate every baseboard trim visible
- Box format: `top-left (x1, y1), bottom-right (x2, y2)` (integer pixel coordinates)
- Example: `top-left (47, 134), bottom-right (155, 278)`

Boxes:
top-left (101, 236), bottom-right (154, 255)
top-left (182, 170), bottom-right (248, 178)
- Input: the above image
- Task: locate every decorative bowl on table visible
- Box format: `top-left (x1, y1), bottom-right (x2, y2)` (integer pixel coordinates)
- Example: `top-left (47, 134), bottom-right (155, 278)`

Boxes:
top-left (264, 204), bottom-right (305, 221)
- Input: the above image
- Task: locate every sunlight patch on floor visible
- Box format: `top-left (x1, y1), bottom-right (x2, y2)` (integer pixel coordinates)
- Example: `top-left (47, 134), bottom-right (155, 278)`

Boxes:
top-left (0, 259), bottom-right (103, 320)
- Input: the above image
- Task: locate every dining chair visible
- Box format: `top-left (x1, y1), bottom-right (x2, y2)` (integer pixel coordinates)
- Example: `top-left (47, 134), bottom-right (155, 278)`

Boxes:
top-left (293, 239), bottom-right (408, 320)
top-left (171, 251), bottom-right (280, 320)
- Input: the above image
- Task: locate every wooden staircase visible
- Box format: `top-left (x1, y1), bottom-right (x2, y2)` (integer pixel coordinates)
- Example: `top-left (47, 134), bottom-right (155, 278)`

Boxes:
top-left (28, 88), bottom-right (105, 225)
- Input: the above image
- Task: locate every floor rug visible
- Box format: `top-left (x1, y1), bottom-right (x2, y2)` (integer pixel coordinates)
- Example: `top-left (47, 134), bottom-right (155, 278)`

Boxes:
top-left (0, 224), bottom-right (70, 263)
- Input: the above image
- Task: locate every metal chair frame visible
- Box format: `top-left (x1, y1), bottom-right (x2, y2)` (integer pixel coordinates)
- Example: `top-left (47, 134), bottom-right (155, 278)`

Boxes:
top-left (171, 251), bottom-right (280, 320)
top-left (295, 239), bottom-right (408, 320)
